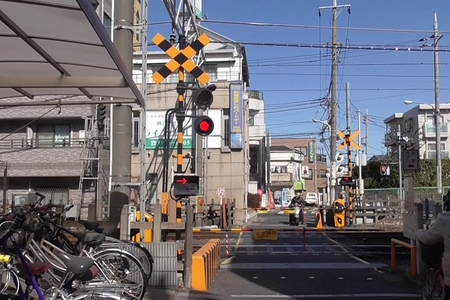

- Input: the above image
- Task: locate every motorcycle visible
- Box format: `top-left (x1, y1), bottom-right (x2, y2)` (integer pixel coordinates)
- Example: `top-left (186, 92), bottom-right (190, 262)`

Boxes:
top-left (288, 202), bottom-right (304, 226)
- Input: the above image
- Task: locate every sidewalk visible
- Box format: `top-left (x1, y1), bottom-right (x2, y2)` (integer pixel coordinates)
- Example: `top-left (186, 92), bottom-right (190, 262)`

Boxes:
top-left (143, 287), bottom-right (190, 300)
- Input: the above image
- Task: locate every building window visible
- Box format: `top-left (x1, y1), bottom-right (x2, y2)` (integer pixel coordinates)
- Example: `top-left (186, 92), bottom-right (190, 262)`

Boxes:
top-left (320, 169), bottom-right (327, 177)
top-left (249, 147), bottom-right (258, 174)
top-left (34, 188), bottom-right (70, 205)
top-left (428, 143), bottom-right (445, 151)
top-left (37, 124), bottom-right (70, 147)
top-left (132, 111), bottom-right (140, 149)
top-left (103, 13), bottom-right (112, 37)
top-left (249, 115), bottom-right (255, 126)
top-left (223, 109), bottom-right (230, 147)
top-left (271, 166), bottom-right (287, 173)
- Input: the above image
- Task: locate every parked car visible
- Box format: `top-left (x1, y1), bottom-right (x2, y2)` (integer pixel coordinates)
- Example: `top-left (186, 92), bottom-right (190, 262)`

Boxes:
top-left (304, 193), bottom-right (319, 206)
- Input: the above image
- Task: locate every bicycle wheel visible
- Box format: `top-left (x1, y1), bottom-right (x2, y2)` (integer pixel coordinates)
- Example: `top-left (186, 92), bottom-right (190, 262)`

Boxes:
top-left (92, 248), bottom-right (147, 300)
top-left (103, 236), bottom-right (153, 283)
top-left (421, 268), bottom-right (444, 300)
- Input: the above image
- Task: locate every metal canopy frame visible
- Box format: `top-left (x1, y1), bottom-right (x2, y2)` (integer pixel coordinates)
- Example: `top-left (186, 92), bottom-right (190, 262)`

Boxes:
top-left (0, 0), bottom-right (145, 108)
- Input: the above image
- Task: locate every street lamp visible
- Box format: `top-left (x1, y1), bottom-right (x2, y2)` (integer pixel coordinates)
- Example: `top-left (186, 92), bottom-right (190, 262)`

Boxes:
top-left (312, 119), bottom-right (336, 204)
top-left (404, 100), bottom-right (442, 195)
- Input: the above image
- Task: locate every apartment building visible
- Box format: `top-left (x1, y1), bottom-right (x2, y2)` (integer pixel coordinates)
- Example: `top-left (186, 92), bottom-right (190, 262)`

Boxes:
top-left (248, 90), bottom-right (270, 197)
top-left (270, 139), bottom-right (328, 205)
top-left (131, 26), bottom-right (251, 225)
top-left (0, 2), bottom-right (117, 220)
top-left (384, 103), bottom-right (450, 159)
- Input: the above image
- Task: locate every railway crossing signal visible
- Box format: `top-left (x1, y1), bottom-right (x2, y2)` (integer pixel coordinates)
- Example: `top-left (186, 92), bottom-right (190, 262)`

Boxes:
top-left (194, 116), bottom-right (214, 136)
top-left (173, 174), bottom-right (200, 197)
top-left (337, 130), bottom-right (361, 151)
top-left (151, 33), bottom-right (211, 85)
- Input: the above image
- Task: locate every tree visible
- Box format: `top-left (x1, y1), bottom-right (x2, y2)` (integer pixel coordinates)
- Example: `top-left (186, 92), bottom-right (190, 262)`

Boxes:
top-left (353, 158), bottom-right (450, 189)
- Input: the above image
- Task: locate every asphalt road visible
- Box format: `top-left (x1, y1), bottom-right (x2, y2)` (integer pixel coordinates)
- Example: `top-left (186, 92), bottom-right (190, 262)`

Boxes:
top-left (188, 210), bottom-right (422, 300)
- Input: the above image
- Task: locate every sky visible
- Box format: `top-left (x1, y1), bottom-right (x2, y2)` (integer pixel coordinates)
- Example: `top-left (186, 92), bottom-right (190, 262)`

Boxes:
top-left (147, 0), bottom-right (450, 158)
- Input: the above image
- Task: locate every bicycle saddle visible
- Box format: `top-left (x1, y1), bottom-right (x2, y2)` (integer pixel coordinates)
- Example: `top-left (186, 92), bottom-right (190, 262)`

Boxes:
top-left (75, 232), bottom-right (106, 247)
top-left (56, 252), bottom-right (94, 275)
top-left (78, 220), bottom-right (100, 231)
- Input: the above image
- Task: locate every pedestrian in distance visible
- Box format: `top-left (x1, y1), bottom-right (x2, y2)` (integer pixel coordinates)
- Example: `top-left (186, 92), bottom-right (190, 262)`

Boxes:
top-left (415, 192), bottom-right (450, 299)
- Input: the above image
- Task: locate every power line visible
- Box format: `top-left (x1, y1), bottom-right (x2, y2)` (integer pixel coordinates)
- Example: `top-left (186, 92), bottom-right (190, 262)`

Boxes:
top-left (201, 19), bottom-right (450, 35)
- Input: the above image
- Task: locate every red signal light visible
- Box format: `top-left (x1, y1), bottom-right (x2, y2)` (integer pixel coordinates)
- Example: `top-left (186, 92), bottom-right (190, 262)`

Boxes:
top-left (198, 120), bottom-right (211, 133)
top-left (194, 116), bottom-right (214, 136)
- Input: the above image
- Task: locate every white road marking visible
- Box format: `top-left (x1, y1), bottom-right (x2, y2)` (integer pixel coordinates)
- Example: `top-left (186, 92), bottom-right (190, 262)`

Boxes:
top-left (230, 293), bottom-right (421, 298)
top-left (221, 262), bottom-right (387, 269)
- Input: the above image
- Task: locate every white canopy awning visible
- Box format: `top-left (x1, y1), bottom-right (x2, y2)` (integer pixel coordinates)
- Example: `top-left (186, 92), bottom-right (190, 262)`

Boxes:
top-left (0, 0), bottom-right (145, 107)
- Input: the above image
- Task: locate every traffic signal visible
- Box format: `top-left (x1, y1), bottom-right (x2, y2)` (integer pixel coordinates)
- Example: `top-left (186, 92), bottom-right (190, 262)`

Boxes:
top-left (339, 176), bottom-right (353, 186)
top-left (192, 87), bottom-right (214, 110)
top-left (380, 165), bottom-right (390, 176)
top-left (173, 174), bottom-right (200, 197)
top-left (193, 116), bottom-right (214, 136)
top-left (97, 104), bottom-right (107, 131)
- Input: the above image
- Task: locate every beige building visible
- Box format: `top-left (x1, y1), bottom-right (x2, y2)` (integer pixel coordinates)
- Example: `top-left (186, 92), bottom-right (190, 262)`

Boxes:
top-left (270, 139), bottom-right (328, 204)
top-left (132, 27), bottom-right (251, 225)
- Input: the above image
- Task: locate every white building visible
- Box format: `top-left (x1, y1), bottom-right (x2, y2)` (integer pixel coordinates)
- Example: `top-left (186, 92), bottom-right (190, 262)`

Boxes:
top-left (384, 103), bottom-right (450, 159)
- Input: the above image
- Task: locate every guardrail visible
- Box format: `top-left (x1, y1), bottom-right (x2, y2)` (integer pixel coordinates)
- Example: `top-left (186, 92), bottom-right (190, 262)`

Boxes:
top-left (192, 239), bottom-right (221, 291)
top-left (391, 238), bottom-right (417, 277)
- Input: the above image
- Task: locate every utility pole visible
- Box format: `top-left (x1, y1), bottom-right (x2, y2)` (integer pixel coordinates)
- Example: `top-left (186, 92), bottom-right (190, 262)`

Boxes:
top-left (345, 82), bottom-right (353, 225)
top-left (357, 110), bottom-right (363, 201)
top-left (398, 124), bottom-right (403, 201)
top-left (365, 109), bottom-right (369, 157)
top-left (433, 11), bottom-right (443, 196)
top-left (319, 0), bottom-right (351, 204)
top-left (110, 0), bottom-right (134, 223)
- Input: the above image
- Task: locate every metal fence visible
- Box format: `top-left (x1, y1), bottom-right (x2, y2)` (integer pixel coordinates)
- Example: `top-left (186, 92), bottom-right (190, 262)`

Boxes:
top-left (352, 186), bottom-right (449, 227)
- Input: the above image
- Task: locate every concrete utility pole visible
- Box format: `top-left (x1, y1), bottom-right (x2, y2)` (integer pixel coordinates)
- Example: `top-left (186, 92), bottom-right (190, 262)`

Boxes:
top-left (110, 0), bottom-right (134, 223)
top-left (318, 0), bottom-right (351, 204)
top-left (345, 82), bottom-right (353, 225)
top-left (433, 11), bottom-right (443, 196)
top-left (398, 124), bottom-right (403, 201)
top-left (357, 110), bottom-right (363, 199)
top-left (365, 109), bottom-right (369, 157)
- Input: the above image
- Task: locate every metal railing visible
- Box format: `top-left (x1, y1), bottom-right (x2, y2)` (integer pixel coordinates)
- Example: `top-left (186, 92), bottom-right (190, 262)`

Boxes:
top-left (0, 138), bottom-right (91, 149)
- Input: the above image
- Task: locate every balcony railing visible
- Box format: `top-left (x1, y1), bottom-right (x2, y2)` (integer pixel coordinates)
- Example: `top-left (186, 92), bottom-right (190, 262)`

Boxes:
top-left (423, 122), bottom-right (449, 138)
top-left (270, 172), bottom-right (293, 182)
top-left (0, 138), bottom-right (97, 149)
top-left (426, 150), bottom-right (450, 160)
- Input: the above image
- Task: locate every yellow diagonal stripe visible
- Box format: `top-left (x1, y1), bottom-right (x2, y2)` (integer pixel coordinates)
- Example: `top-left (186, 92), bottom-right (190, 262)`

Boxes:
top-left (152, 33), bottom-right (166, 45)
top-left (182, 46), bottom-right (196, 59)
top-left (182, 59), bottom-right (197, 72)
top-left (349, 130), bottom-right (360, 142)
top-left (166, 60), bottom-right (181, 72)
top-left (338, 143), bottom-right (346, 151)
top-left (152, 72), bottom-right (165, 84)
top-left (197, 34), bottom-right (211, 46)
top-left (197, 73), bottom-right (210, 85)
top-left (337, 131), bottom-right (345, 139)
top-left (350, 141), bottom-right (361, 150)
top-left (166, 46), bottom-right (181, 59)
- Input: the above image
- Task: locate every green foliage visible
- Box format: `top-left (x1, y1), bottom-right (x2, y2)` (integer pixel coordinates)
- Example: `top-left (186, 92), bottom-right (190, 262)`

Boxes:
top-left (353, 158), bottom-right (450, 189)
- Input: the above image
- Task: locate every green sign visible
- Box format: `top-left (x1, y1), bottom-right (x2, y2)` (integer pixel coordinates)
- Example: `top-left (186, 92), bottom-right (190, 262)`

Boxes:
top-left (308, 142), bottom-right (315, 163)
top-left (146, 138), bottom-right (193, 150)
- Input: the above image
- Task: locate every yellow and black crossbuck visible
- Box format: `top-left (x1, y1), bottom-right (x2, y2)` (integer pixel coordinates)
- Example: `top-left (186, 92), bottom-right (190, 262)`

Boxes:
top-left (152, 33), bottom-right (210, 85)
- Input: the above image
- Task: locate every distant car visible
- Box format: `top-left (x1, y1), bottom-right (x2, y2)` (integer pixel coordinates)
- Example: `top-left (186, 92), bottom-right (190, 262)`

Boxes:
top-left (304, 193), bottom-right (319, 206)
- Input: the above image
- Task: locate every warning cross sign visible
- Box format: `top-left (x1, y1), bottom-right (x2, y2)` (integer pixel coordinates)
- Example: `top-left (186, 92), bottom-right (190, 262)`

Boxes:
top-left (337, 130), bottom-right (361, 151)
top-left (151, 33), bottom-right (210, 85)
